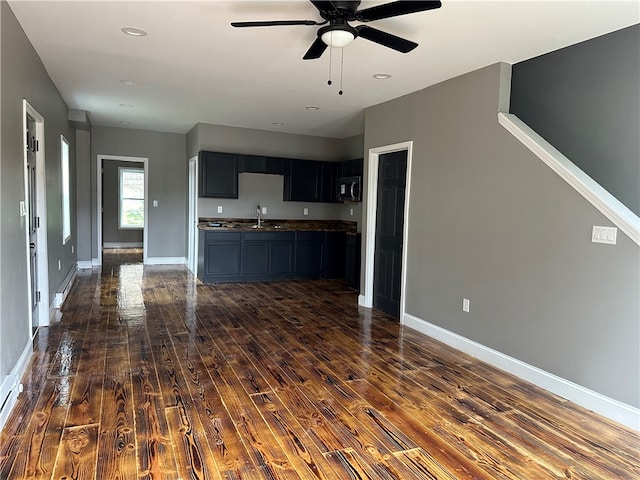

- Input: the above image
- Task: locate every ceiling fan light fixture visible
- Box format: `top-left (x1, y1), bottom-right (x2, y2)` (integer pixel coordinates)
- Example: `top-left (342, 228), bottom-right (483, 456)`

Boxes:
top-left (319, 24), bottom-right (357, 48)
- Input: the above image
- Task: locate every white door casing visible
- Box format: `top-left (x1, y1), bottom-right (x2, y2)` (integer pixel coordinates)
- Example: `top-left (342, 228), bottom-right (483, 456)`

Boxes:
top-left (96, 155), bottom-right (148, 266)
top-left (187, 155), bottom-right (198, 275)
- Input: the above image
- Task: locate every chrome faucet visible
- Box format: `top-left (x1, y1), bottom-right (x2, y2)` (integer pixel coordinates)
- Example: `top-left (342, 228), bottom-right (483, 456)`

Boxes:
top-left (256, 205), bottom-right (262, 228)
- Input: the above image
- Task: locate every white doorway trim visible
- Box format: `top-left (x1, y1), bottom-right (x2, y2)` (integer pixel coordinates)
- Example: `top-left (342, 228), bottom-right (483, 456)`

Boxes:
top-left (23, 100), bottom-right (49, 328)
top-left (360, 141), bottom-right (413, 322)
top-left (187, 155), bottom-right (198, 275)
top-left (96, 155), bottom-right (149, 266)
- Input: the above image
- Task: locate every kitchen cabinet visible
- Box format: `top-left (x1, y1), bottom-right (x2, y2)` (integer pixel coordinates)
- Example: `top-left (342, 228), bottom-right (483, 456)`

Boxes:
top-left (284, 159), bottom-right (339, 203)
top-left (284, 159), bottom-right (321, 202)
top-left (199, 151), bottom-right (238, 198)
top-left (198, 229), bottom-right (349, 283)
top-left (339, 158), bottom-right (364, 178)
top-left (243, 231), bottom-right (294, 278)
top-left (239, 155), bottom-right (286, 175)
top-left (294, 231), bottom-right (324, 277)
top-left (198, 231), bottom-right (242, 282)
top-left (323, 231), bottom-right (346, 279)
top-left (345, 233), bottom-right (361, 290)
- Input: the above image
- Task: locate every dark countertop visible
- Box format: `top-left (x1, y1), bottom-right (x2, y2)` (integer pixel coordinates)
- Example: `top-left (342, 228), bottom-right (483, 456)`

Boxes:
top-left (198, 218), bottom-right (357, 233)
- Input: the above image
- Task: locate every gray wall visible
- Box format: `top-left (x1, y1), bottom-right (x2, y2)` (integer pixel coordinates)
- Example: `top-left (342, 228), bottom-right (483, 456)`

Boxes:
top-left (363, 63), bottom-right (639, 407)
top-left (510, 25), bottom-right (640, 216)
top-left (75, 129), bottom-right (92, 261)
top-left (102, 160), bottom-right (144, 245)
top-left (1, 2), bottom-right (75, 375)
top-left (191, 123), bottom-right (364, 226)
top-left (90, 126), bottom-right (186, 259)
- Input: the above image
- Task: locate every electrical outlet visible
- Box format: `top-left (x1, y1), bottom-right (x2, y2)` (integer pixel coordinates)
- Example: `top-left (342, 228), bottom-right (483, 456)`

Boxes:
top-left (71, 245), bottom-right (74, 254)
top-left (153, 200), bottom-right (158, 207)
top-left (58, 259), bottom-right (62, 271)
top-left (303, 208), bottom-right (309, 216)
top-left (262, 206), bottom-right (267, 214)
top-left (349, 208), bottom-right (353, 216)
top-left (462, 298), bottom-right (470, 313)
top-left (217, 205), bottom-right (223, 214)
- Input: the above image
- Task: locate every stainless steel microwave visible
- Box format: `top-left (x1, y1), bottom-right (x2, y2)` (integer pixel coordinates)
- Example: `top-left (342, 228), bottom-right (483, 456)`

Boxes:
top-left (338, 176), bottom-right (361, 202)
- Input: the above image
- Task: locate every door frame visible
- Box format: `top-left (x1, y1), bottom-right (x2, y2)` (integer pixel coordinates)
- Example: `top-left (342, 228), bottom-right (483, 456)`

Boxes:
top-left (187, 155), bottom-right (198, 275)
top-left (96, 155), bottom-right (149, 266)
top-left (22, 100), bottom-right (50, 328)
top-left (361, 141), bottom-right (413, 322)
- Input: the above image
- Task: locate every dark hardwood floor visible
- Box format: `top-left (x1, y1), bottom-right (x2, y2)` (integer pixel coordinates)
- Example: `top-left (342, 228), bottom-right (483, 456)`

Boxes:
top-left (1, 249), bottom-right (638, 479)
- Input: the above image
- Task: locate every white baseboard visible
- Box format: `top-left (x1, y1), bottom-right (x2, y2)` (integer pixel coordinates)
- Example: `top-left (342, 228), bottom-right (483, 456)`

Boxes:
top-left (77, 260), bottom-right (93, 270)
top-left (0, 340), bottom-right (33, 431)
top-left (103, 242), bottom-right (143, 248)
top-left (403, 313), bottom-right (640, 431)
top-left (92, 257), bottom-right (100, 266)
top-left (144, 256), bottom-right (186, 265)
top-left (52, 266), bottom-right (77, 309)
top-left (358, 294), bottom-right (369, 307)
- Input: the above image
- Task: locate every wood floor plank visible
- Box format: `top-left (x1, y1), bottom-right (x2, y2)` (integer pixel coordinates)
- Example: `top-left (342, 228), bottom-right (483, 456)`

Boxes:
top-left (51, 424), bottom-right (99, 480)
top-left (1, 252), bottom-right (638, 479)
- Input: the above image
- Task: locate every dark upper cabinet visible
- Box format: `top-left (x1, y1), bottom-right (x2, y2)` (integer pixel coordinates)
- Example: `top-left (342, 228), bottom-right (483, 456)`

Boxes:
top-left (319, 162), bottom-right (338, 203)
top-left (284, 159), bottom-right (321, 202)
top-left (199, 151), bottom-right (238, 198)
top-left (339, 158), bottom-right (364, 178)
top-left (239, 155), bottom-right (286, 175)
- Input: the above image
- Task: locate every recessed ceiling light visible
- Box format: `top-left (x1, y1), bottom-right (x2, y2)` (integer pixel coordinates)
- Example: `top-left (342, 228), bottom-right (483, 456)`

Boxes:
top-left (373, 73), bottom-right (392, 80)
top-left (305, 106), bottom-right (320, 111)
top-left (119, 121), bottom-right (131, 125)
top-left (119, 103), bottom-right (134, 108)
top-left (120, 80), bottom-right (139, 86)
top-left (121, 26), bottom-right (147, 37)
top-left (272, 122), bottom-right (284, 126)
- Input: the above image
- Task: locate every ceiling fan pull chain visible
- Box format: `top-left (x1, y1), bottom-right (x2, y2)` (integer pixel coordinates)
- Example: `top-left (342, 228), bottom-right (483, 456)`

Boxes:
top-left (327, 44), bottom-right (333, 86)
top-left (338, 48), bottom-right (344, 95)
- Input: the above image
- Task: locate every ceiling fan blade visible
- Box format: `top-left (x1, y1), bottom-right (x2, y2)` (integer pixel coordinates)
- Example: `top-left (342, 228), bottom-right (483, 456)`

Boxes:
top-left (310, 1), bottom-right (338, 13)
top-left (356, 1), bottom-right (441, 22)
top-left (231, 20), bottom-right (319, 28)
top-left (355, 25), bottom-right (417, 53)
top-left (303, 37), bottom-right (328, 60)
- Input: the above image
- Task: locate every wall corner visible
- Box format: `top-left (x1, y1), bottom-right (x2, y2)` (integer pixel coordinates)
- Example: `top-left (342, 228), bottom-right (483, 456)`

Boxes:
top-left (498, 62), bottom-right (513, 113)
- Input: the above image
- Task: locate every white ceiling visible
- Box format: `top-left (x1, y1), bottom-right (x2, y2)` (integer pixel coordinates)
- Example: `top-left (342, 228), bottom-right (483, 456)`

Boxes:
top-left (9, 1), bottom-right (639, 138)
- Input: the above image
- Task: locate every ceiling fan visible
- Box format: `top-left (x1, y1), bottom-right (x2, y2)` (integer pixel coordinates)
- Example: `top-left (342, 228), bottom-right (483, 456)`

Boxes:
top-left (231, 1), bottom-right (442, 60)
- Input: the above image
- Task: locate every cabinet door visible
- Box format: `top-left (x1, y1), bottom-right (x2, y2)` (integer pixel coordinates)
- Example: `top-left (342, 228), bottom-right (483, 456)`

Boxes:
top-left (284, 159), bottom-right (321, 202)
top-left (243, 243), bottom-right (269, 275)
top-left (320, 162), bottom-right (338, 203)
top-left (270, 241), bottom-right (293, 274)
top-left (203, 232), bottom-right (242, 278)
top-left (199, 151), bottom-right (238, 198)
top-left (323, 231), bottom-right (346, 278)
top-left (345, 233), bottom-right (361, 289)
top-left (295, 232), bottom-right (324, 276)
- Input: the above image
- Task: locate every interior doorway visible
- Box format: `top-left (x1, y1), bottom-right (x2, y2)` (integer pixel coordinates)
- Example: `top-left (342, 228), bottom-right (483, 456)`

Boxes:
top-left (23, 100), bottom-right (49, 329)
top-left (362, 141), bottom-right (413, 320)
top-left (96, 155), bottom-right (148, 266)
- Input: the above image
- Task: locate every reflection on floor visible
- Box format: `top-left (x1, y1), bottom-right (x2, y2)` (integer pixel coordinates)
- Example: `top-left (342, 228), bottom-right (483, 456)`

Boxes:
top-left (1, 252), bottom-right (638, 479)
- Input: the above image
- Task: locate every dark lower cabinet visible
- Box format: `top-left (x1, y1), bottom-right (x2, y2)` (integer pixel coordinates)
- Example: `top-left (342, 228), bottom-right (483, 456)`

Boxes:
top-left (345, 233), bottom-right (361, 290)
top-left (199, 230), bottom-right (353, 283)
top-left (294, 232), bottom-right (324, 278)
top-left (198, 231), bottom-right (242, 282)
top-left (243, 232), bottom-right (294, 278)
top-left (323, 231), bottom-right (346, 279)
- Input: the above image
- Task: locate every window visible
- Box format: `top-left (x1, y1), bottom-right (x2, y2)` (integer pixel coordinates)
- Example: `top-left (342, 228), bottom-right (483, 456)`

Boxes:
top-left (119, 167), bottom-right (144, 229)
top-left (61, 135), bottom-right (71, 244)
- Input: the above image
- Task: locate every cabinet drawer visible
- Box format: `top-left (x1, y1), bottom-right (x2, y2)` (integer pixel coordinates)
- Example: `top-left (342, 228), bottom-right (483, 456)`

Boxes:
top-left (206, 231), bottom-right (241, 241)
top-left (243, 231), bottom-right (295, 242)
top-left (296, 231), bottom-right (323, 242)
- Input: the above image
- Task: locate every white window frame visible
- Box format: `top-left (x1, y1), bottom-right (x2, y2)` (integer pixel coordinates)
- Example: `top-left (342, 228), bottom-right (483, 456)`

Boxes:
top-left (118, 166), bottom-right (145, 230)
top-left (61, 135), bottom-right (71, 244)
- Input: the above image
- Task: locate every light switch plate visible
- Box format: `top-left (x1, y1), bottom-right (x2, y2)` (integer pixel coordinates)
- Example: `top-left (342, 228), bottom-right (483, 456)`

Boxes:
top-left (19, 200), bottom-right (27, 217)
top-left (592, 226), bottom-right (617, 245)
top-left (152, 200), bottom-right (158, 207)
top-left (262, 207), bottom-right (267, 214)
top-left (217, 205), bottom-right (223, 213)
top-left (303, 208), bottom-right (309, 216)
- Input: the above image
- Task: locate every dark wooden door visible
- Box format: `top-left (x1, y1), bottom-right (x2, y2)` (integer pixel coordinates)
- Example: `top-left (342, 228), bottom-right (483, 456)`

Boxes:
top-left (373, 150), bottom-right (407, 317)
